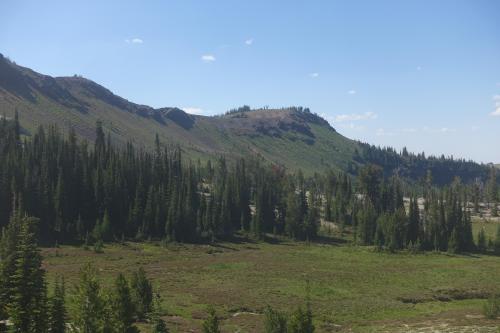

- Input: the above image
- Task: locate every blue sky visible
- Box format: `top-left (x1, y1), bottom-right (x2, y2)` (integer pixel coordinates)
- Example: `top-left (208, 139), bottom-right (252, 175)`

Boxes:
top-left (1, 0), bottom-right (499, 163)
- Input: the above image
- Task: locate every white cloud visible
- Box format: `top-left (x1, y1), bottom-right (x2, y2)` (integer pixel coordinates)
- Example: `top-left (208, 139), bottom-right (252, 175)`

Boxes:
top-left (399, 128), bottom-right (417, 133)
top-left (245, 38), bottom-right (254, 45)
top-left (491, 95), bottom-right (500, 116)
top-left (471, 125), bottom-right (480, 131)
top-left (309, 72), bottom-right (319, 78)
top-left (423, 126), bottom-right (457, 133)
top-left (348, 90), bottom-right (356, 95)
top-left (334, 111), bottom-right (377, 123)
top-left (125, 38), bottom-right (143, 44)
top-left (182, 107), bottom-right (204, 115)
top-left (201, 54), bottom-right (216, 63)
top-left (377, 127), bottom-right (419, 136)
top-left (376, 128), bottom-right (395, 136)
top-left (339, 123), bottom-right (365, 131)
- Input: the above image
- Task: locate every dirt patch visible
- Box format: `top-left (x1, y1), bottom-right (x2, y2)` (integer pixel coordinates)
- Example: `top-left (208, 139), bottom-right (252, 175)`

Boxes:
top-left (398, 288), bottom-right (491, 304)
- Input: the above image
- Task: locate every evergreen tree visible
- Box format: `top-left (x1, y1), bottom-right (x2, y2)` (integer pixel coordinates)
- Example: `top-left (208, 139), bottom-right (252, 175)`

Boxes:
top-left (6, 214), bottom-right (48, 333)
top-left (202, 306), bottom-right (221, 333)
top-left (111, 273), bottom-right (137, 333)
top-left (151, 293), bottom-right (169, 333)
top-left (407, 196), bottom-right (420, 245)
top-left (48, 276), bottom-right (66, 333)
top-left (285, 186), bottom-right (301, 239)
top-left (263, 305), bottom-right (287, 333)
top-left (477, 228), bottom-right (487, 253)
top-left (72, 263), bottom-right (103, 333)
top-left (358, 164), bottom-right (383, 211)
top-left (130, 267), bottom-right (153, 321)
top-left (0, 207), bottom-right (22, 321)
top-left (356, 201), bottom-right (377, 245)
top-left (494, 225), bottom-right (500, 254)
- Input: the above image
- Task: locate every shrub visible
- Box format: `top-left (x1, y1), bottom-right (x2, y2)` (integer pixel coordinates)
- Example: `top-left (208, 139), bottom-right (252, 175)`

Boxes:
top-left (483, 296), bottom-right (500, 319)
top-left (264, 305), bottom-right (287, 333)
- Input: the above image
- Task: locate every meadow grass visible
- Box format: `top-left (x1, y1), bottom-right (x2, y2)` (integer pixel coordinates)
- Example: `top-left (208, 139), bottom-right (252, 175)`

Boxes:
top-left (42, 234), bottom-right (500, 332)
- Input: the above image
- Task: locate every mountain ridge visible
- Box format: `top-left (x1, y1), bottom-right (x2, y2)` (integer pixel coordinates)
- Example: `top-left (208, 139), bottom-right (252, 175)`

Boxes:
top-left (0, 53), bottom-right (359, 174)
top-left (0, 53), bottom-right (493, 182)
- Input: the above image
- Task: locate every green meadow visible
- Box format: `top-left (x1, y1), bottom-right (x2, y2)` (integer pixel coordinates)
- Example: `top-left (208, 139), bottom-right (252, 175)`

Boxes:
top-left (43, 229), bottom-right (500, 332)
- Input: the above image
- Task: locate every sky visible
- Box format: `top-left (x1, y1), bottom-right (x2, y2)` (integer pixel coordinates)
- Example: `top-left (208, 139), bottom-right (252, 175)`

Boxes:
top-left (1, 0), bottom-right (499, 163)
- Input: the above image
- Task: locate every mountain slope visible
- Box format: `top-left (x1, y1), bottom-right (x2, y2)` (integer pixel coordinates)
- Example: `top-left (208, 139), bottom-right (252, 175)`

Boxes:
top-left (0, 54), bottom-right (492, 182)
top-left (0, 54), bottom-right (360, 173)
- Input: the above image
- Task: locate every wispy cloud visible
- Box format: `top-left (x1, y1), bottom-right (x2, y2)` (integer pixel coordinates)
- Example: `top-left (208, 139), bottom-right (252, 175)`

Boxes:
top-left (182, 107), bottom-right (204, 115)
top-left (416, 66), bottom-right (422, 71)
top-left (309, 72), bottom-right (319, 78)
top-left (376, 128), bottom-right (396, 136)
top-left (399, 128), bottom-right (418, 133)
top-left (201, 54), bottom-right (216, 63)
top-left (339, 123), bottom-right (365, 131)
top-left (125, 38), bottom-right (143, 44)
top-left (245, 38), bottom-right (254, 45)
top-left (423, 126), bottom-right (457, 133)
top-left (348, 89), bottom-right (356, 95)
top-left (334, 111), bottom-right (377, 123)
top-left (491, 95), bottom-right (500, 116)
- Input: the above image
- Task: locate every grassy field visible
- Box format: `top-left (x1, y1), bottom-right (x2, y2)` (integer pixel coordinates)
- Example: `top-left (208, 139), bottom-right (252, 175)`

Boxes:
top-left (42, 230), bottom-right (500, 333)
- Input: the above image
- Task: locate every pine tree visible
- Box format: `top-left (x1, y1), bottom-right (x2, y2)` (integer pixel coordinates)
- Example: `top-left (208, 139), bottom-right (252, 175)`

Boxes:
top-left (263, 305), bottom-right (287, 333)
top-left (101, 210), bottom-right (112, 242)
top-left (111, 273), bottom-right (137, 333)
top-left (448, 227), bottom-right (460, 254)
top-left (202, 306), bottom-right (221, 333)
top-left (6, 216), bottom-right (47, 333)
top-left (494, 225), bottom-right (500, 254)
top-left (48, 276), bottom-right (66, 333)
top-left (130, 267), bottom-right (153, 321)
top-left (304, 204), bottom-right (319, 242)
top-left (477, 228), bottom-right (487, 253)
top-left (72, 263), bottom-right (103, 333)
top-left (356, 201), bottom-right (377, 245)
top-left (0, 208), bottom-right (22, 321)
top-left (358, 164), bottom-right (382, 211)
top-left (151, 293), bottom-right (169, 333)
top-left (7, 214), bottom-right (48, 333)
top-left (285, 187), bottom-right (300, 239)
top-left (407, 196), bottom-right (419, 245)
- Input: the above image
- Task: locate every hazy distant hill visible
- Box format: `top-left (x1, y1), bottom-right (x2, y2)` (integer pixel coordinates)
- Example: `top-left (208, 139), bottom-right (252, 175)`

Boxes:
top-left (0, 53), bottom-right (492, 182)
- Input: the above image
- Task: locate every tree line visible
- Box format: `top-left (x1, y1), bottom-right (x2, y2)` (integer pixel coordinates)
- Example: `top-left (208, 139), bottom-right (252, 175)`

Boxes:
top-left (0, 116), bottom-right (321, 245)
top-left (355, 141), bottom-right (493, 186)
top-left (1, 115), bottom-right (498, 253)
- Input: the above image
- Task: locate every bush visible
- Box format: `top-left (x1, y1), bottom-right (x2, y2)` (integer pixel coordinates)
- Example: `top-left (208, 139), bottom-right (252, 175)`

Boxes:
top-left (202, 306), bottom-right (220, 333)
top-left (288, 305), bottom-right (314, 333)
top-left (483, 296), bottom-right (500, 319)
top-left (93, 239), bottom-right (104, 253)
top-left (264, 306), bottom-right (287, 333)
